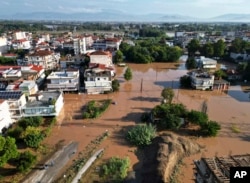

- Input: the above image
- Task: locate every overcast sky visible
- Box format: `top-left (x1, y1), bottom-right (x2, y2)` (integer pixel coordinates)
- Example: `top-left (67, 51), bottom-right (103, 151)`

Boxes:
top-left (0, 0), bottom-right (249, 18)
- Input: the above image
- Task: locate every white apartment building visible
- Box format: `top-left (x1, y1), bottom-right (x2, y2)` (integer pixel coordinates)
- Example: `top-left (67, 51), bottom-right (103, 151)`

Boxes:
top-left (89, 51), bottom-right (113, 67)
top-left (46, 70), bottom-right (79, 91)
top-left (24, 50), bottom-right (60, 70)
top-left (13, 31), bottom-right (27, 40)
top-left (0, 100), bottom-right (12, 133)
top-left (84, 64), bottom-right (113, 94)
top-left (22, 91), bottom-right (64, 117)
top-left (12, 39), bottom-right (31, 50)
top-left (191, 72), bottom-right (215, 90)
top-left (195, 56), bottom-right (217, 69)
top-left (0, 36), bottom-right (8, 54)
top-left (19, 81), bottom-right (38, 96)
top-left (0, 91), bottom-right (26, 121)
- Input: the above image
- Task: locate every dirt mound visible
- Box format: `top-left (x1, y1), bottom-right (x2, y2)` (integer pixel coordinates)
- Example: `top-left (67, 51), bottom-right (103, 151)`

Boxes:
top-left (141, 133), bottom-right (201, 183)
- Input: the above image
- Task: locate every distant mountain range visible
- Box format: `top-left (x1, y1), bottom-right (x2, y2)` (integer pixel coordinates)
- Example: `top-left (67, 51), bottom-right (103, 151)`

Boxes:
top-left (1, 12), bottom-right (250, 22)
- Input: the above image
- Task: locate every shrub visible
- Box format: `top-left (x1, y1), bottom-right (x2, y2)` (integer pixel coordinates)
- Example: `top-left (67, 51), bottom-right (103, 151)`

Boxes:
top-left (82, 100), bottom-right (111, 119)
top-left (200, 121), bottom-right (221, 137)
top-left (112, 79), bottom-right (120, 92)
top-left (18, 116), bottom-right (43, 129)
top-left (16, 151), bottom-right (37, 172)
top-left (101, 157), bottom-right (130, 181)
top-left (187, 110), bottom-right (208, 125)
top-left (126, 124), bottom-right (156, 147)
top-left (180, 75), bottom-right (192, 88)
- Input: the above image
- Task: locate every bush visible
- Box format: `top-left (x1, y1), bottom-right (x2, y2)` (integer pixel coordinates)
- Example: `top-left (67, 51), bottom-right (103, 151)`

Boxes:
top-left (187, 110), bottom-right (208, 125)
top-left (16, 151), bottom-right (37, 172)
top-left (18, 116), bottom-right (43, 129)
top-left (126, 124), bottom-right (156, 147)
top-left (200, 121), bottom-right (221, 137)
top-left (82, 99), bottom-right (111, 119)
top-left (101, 157), bottom-right (130, 181)
top-left (7, 126), bottom-right (24, 141)
top-left (22, 127), bottom-right (44, 148)
top-left (160, 114), bottom-right (181, 130)
top-left (112, 79), bottom-right (120, 92)
top-left (124, 67), bottom-right (133, 81)
top-left (180, 75), bottom-right (192, 88)
top-left (161, 87), bottom-right (174, 104)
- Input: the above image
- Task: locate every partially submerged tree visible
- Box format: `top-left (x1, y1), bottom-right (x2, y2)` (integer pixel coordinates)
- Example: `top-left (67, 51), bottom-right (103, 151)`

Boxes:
top-left (126, 124), bottom-right (156, 147)
top-left (113, 50), bottom-right (124, 64)
top-left (124, 67), bottom-right (133, 81)
top-left (161, 87), bottom-right (174, 104)
top-left (101, 157), bottom-right (130, 182)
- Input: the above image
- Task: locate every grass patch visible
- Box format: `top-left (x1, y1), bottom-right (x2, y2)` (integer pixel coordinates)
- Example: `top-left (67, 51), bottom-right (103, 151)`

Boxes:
top-left (231, 124), bottom-right (241, 133)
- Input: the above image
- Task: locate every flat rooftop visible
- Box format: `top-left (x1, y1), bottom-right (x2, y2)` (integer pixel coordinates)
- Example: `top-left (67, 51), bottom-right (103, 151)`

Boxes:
top-left (25, 91), bottom-right (61, 108)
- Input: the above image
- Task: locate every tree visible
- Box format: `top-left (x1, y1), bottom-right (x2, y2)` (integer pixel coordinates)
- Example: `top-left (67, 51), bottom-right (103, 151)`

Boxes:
top-left (186, 57), bottom-right (197, 69)
top-left (213, 39), bottom-right (226, 59)
top-left (0, 136), bottom-right (19, 167)
top-left (101, 157), bottom-right (130, 182)
top-left (187, 110), bottom-right (208, 125)
top-left (22, 127), bottom-right (44, 148)
top-left (180, 75), bottom-right (192, 88)
top-left (214, 69), bottom-right (227, 80)
top-left (112, 79), bottom-right (120, 92)
top-left (230, 38), bottom-right (242, 53)
top-left (200, 121), bottom-right (221, 137)
top-left (126, 124), bottom-right (156, 147)
top-left (187, 39), bottom-right (200, 56)
top-left (202, 42), bottom-right (214, 57)
top-left (124, 67), bottom-right (133, 81)
top-left (113, 50), bottom-right (124, 64)
top-left (161, 87), bottom-right (174, 104)
top-left (16, 151), bottom-right (37, 172)
top-left (18, 116), bottom-right (43, 129)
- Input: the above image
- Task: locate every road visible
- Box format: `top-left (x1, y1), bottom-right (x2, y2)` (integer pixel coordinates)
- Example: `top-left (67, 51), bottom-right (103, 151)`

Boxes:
top-left (23, 141), bottom-right (78, 183)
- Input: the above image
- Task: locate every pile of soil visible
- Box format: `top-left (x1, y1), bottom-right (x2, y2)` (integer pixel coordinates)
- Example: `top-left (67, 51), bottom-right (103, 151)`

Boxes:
top-left (140, 133), bottom-right (201, 183)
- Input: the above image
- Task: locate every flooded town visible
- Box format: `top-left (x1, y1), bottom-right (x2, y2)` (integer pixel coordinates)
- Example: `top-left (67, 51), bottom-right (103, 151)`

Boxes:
top-left (1, 10), bottom-right (250, 183)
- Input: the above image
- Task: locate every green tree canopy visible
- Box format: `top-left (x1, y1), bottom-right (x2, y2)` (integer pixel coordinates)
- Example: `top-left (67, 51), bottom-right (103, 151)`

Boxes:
top-left (213, 39), bottom-right (226, 59)
top-left (126, 124), bottom-right (156, 147)
top-left (101, 157), bottom-right (130, 182)
top-left (202, 42), bottom-right (214, 57)
top-left (113, 50), bottom-right (124, 64)
top-left (124, 67), bottom-right (133, 81)
top-left (161, 87), bottom-right (174, 104)
top-left (187, 110), bottom-right (208, 125)
top-left (112, 79), bottom-right (120, 92)
top-left (200, 121), bottom-right (221, 137)
top-left (22, 127), bottom-right (44, 148)
top-left (214, 69), bottom-right (227, 80)
top-left (0, 136), bottom-right (19, 167)
top-left (18, 116), bottom-right (43, 129)
top-left (16, 151), bottom-right (37, 172)
top-left (187, 39), bottom-right (200, 56)
top-left (186, 57), bottom-right (197, 69)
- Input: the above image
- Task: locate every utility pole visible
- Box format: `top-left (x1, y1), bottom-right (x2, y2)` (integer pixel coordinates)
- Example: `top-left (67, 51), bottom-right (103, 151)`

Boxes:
top-left (140, 78), bottom-right (143, 92)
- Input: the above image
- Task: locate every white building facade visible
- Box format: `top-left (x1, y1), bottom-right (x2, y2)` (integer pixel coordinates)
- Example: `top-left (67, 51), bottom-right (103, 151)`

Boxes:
top-left (47, 70), bottom-right (79, 91)
top-left (0, 100), bottom-right (12, 133)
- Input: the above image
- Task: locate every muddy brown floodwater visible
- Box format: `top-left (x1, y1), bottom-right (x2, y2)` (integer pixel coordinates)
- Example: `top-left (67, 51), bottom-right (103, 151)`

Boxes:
top-left (44, 57), bottom-right (250, 182)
